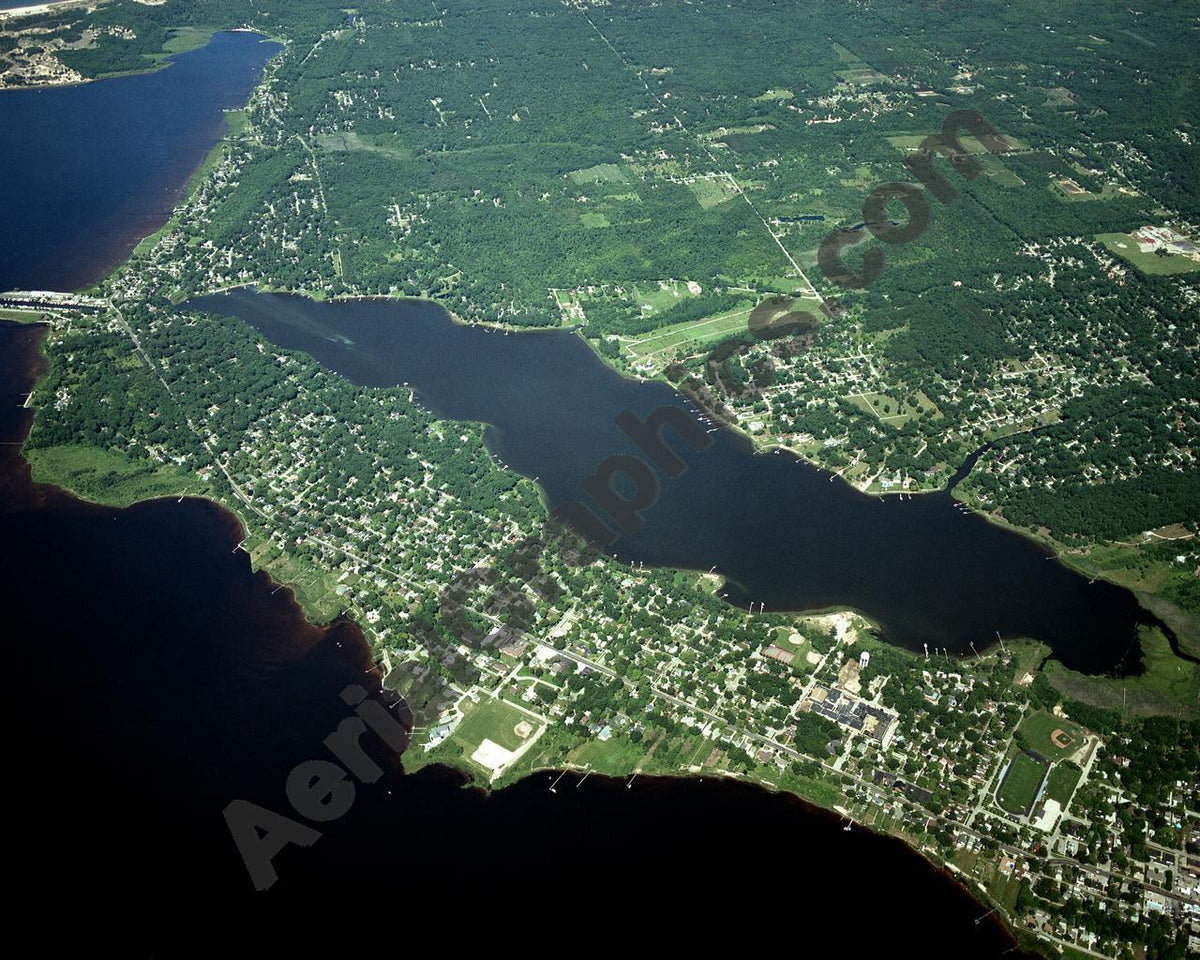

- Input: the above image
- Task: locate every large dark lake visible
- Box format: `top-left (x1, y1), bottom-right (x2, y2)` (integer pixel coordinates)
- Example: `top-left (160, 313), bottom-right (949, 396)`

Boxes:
top-left (1, 319), bottom-right (1034, 955)
top-left (189, 289), bottom-right (1155, 675)
top-left (0, 30), bottom-right (279, 292)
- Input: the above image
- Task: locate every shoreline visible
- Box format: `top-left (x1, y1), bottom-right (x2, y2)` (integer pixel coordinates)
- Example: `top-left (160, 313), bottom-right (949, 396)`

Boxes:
top-left (2, 319), bottom-right (1032, 956)
top-left (172, 286), bottom-right (1184, 673)
top-left (9, 317), bottom-right (1194, 958)
top-left (0, 0), bottom-right (108, 23)
top-left (0, 31), bottom-right (280, 296)
top-left (413, 759), bottom-right (1038, 955)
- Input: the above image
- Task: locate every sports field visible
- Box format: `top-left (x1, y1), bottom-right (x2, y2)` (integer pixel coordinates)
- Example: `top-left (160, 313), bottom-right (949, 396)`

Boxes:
top-left (1043, 762), bottom-right (1082, 807)
top-left (1097, 233), bottom-right (1200, 275)
top-left (996, 751), bottom-right (1049, 816)
top-left (451, 697), bottom-right (536, 754)
top-left (1016, 709), bottom-right (1086, 760)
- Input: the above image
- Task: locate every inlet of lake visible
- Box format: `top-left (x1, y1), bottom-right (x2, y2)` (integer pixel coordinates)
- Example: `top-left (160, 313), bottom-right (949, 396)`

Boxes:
top-left (0, 24), bottom-right (1121, 950)
top-left (188, 289), bottom-right (1158, 676)
top-left (0, 30), bottom-right (279, 292)
top-left (1, 317), bottom-right (1036, 956)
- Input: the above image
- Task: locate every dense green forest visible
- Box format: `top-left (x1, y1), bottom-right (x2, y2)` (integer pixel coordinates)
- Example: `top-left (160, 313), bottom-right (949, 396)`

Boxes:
top-left (9, 0), bottom-right (1198, 608)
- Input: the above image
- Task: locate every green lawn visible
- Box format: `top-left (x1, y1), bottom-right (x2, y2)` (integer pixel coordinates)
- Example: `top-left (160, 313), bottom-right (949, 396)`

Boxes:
top-left (1016, 709), bottom-right (1087, 760)
top-left (1043, 762), bottom-right (1082, 807)
top-left (451, 697), bottom-right (536, 753)
top-left (630, 280), bottom-right (699, 314)
top-left (0, 308), bottom-right (44, 323)
top-left (568, 163), bottom-right (625, 185)
top-left (223, 108), bottom-right (251, 139)
top-left (249, 537), bottom-right (347, 624)
top-left (847, 389), bottom-right (938, 425)
top-left (567, 733), bottom-right (648, 774)
top-left (996, 751), bottom-right (1049, 816)
top-left (1097, 233), bottom-right (1200, 275)
top-left (579, 211), bottom-right (611, 229)
top-left (624, 305), bottom-right (754, 359)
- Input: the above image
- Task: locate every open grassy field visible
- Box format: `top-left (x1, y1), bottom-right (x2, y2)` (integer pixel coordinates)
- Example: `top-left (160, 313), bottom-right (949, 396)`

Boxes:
top-left (223, 108), bottom-right (251, 139)
top-left (630, 280), bottom-right (699, 314)
top-left (831, 42), bottom-right (862, 63)
top-left (25, 443), bottom-right (208, 508)
top-left (245, 532), bottom-right (349, 624)
top-left (767, 625), bottom-right (817, 673)
top-left (623, 295), bottom-right (821, 362)
top-left (161, 26), bottom-right (218, 58)
top-left (1046, 626), bottom-right (1199, 718)
top-left (568, 163), bottom-right (625, 185)
top-left (1097, 233), bottom-right (1200, 275)
top-left (451, 697), bottom-right (534, 754)
top-left (846, 389), bottom-right (938, 425)
top-left (836, 66), bottom-right (886, 85)
top-left (686, 176), bottom-right (739, 208)
top-left (886, 131), bottom-right (1028, 155)
top-left (996, 750), bottom-right (1049, 816)
top-left (1051, 179), bottom-right (1124, 202)
top-left (0, 308), bottom-right (44, 323)
top-left (623, 304), bottom-right (754, 359)
top-left (316, 131), bottom-right (414, 161)
top-left (1016, 709), bottom-right (1087, 760)
top-left (567, 732), bottom-right (648, 774)
top-left (1043, 762), bottom-right (1082, 807)
top-left (977, 153), bottom-right (1025, 187)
